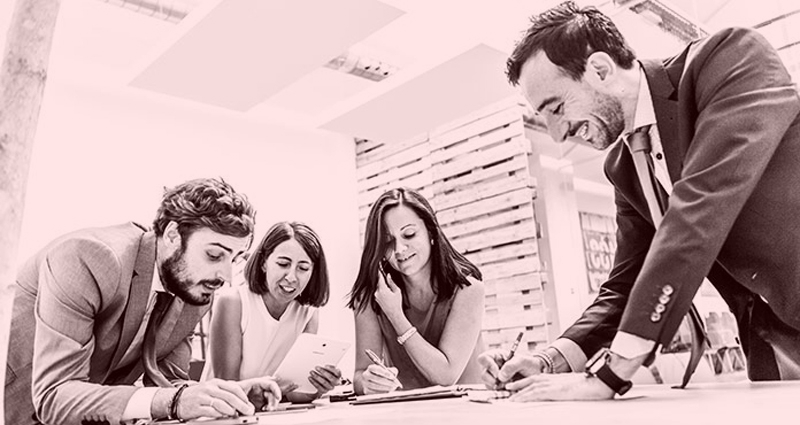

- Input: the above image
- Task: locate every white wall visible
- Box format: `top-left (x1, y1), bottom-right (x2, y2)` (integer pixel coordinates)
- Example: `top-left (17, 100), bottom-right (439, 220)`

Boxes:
top-left (17, 77), bottom-right (362, 376)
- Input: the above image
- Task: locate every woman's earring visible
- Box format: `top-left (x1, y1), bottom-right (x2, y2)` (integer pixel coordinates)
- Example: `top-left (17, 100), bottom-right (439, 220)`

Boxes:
top-left (430, 239), bottom-right (434, 245)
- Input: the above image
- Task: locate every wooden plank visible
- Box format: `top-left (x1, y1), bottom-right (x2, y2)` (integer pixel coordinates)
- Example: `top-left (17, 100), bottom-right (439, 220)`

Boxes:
top-left (435, 175), bottom-right (533, 214)
top-left (433, 136), bottom-right (529, 180)
top-left (432, 154), bottom-right (530, 195)
top-left (442, 197), bottom-right (532, 239)
top-left (464, 240), bottom-right (538, 267)
top-left (485, 307), bottom-right (546, 330)
top-left (479, 256), bottom-right (540, 281)
top-left (355, 138), bottom-right (384, 155)
top-left (484, 326), bottom-right (548, 348)
top-left (484, 272), bottom-right (542, 295)
top-left (484, 272), bottom-right (542, 293)
top-left (437, 188), bottom-right (534, 225)
top-left (485, 290), bottom-right (542, 308)
top-left (357, 170), bottom-right (433, 211)
top-left (358, 156), bottom-right (431, 193)
top-left (430, 97), bottom-right (521, 139)
top-left (451, 220), bottom-right (537, 253)
top-left (356, 132), bottom-right (429, 168)
top-left (431, 123), bottom-right (523, 165)
top-left (430, 105), bottom-right (521, 150)
top-left (357, 141), bottom-right (431, 182)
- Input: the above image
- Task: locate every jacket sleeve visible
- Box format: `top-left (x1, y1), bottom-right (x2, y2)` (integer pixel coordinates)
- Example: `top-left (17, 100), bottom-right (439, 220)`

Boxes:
top-left (619, 27), bottom-right (800, 344)
top-left (560, 183), bottom-right (655, 358)
top-left (33, 237), bottom-right (138, 425)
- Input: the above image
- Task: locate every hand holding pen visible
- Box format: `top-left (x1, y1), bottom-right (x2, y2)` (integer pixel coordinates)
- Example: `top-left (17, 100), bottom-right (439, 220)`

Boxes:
top-left (362, 348), bottom-right (403, 394)
top-left (477, 331), bottom-right (525, 390)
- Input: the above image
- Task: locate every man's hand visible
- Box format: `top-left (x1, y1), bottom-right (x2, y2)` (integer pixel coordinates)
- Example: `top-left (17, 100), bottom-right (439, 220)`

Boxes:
top-left (170, 378), bottom-right (280, 419)
top-left (505, 373), bottom-right (615, 401)
top-left (477, 349), bottom-right (547, 389)
top-left (502, 350), bottom-right (646, 402)
top-left (239, 377), bottom-right (282, 412)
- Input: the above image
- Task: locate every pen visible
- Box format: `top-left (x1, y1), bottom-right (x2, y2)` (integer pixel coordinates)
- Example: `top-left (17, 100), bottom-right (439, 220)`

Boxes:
top-left (364, 348), bottom-right (403, 389)
top-left (507, 331), bottom-right (524, 359)
top-left (494, 331), bottom-right (524, 387)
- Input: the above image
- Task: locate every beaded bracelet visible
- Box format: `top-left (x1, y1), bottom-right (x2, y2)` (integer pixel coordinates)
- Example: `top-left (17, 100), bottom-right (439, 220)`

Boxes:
top-left (531, 350), bottom-right (555, 374)
top-left (169, 384), bottom-right (189, 421)
top-left (397, 326), bottom-right (418, 345)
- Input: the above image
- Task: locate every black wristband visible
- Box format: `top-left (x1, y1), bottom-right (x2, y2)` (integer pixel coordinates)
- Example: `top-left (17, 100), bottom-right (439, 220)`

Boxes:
top-left (169, 384), bottom-right (189, 421)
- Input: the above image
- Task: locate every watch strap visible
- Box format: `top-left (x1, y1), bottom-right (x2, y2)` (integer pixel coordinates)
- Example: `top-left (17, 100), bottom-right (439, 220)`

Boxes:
top-left (594, 363), bottom-right (633, 396)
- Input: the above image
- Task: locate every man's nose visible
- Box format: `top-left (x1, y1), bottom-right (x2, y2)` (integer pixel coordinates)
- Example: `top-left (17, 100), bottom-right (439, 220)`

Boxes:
top-left (546, 116), bottom-right (566, 143)
top-left (216, 264), bottom-right (232, 284)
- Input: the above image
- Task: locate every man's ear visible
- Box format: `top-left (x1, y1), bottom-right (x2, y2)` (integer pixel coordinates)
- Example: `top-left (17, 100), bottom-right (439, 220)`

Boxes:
top-left (163, 221), bottom-right (182, 250)
top-left (584, 51), bottom-right (616, 86)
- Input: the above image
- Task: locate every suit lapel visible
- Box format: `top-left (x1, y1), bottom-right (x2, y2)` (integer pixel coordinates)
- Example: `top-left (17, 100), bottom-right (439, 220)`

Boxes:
top-left (108, 231), bottom-right (156, 373)
top-left (641, 58), bottom-right (684, 184)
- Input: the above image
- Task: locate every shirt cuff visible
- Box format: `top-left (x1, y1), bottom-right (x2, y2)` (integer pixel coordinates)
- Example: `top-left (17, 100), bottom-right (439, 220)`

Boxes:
top-left (610, 331), bottom-right (656, 359)
top-left (549, 338), bottom-right (587, 372)
top-left (121, 387), bottom-right (159, 421)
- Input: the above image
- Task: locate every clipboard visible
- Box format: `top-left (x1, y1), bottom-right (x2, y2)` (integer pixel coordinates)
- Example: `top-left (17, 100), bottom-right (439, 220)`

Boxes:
top-left (350, 385), bottom-right (474, 405)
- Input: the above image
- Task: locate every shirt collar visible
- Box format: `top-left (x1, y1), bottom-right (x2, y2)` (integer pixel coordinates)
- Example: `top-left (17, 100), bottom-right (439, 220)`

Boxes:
top-left (152, 262), bottom-right (166, 293)
top-left (632, 64), bottom-right (657, 132)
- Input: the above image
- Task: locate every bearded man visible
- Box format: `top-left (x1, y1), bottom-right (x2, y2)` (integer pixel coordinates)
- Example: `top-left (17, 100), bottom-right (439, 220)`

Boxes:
top-left (5, 178), bottom-right (282, 424)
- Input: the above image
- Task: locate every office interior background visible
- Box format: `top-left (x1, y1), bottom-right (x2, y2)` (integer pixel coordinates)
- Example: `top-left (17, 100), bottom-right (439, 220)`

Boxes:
top-left (2, 0), bottom-right (799, 385)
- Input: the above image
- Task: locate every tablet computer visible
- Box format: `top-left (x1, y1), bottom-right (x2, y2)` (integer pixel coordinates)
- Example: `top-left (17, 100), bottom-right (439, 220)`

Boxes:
top-left (274, 333), bottom-right (350, 394)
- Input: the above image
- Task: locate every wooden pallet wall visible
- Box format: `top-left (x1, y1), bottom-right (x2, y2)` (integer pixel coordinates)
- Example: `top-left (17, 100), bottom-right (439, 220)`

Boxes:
top-left (355, 100), bottom-right (550, 350)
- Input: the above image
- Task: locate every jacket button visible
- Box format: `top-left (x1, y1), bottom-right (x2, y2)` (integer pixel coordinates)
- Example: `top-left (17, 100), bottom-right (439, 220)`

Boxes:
top-left (655, 304), bottom-right (666, 313)
top-left (658, 294), bottom-right (670, 304)
top-left (650, 312), bottom-right (662, 322)
top-left (662, 285), bottom-right (674, 295)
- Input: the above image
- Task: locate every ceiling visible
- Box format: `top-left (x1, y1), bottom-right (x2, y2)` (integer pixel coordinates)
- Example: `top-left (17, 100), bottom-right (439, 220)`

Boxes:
top-left (36, 0), bottom-right (800, 187)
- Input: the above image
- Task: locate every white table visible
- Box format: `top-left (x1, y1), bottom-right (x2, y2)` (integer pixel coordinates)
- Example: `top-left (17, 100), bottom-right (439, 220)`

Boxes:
top-left (228, 380), bottom-right (797, 425)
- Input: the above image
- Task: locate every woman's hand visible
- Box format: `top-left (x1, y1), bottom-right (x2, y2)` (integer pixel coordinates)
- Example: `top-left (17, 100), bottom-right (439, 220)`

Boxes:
top-left (361, 364), bottom-right (401, 394)
top-left (374, 271), bottom-right (403, 319)
top-left (308, 364), bottom-right (342, 395)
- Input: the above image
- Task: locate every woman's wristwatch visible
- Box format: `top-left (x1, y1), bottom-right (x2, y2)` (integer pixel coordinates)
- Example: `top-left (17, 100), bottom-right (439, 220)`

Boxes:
top-left (584, 348), bottom-right (633, 396)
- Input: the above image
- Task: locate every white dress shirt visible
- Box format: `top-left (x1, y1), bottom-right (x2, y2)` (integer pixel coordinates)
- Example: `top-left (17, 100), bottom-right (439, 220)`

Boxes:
top-left (121, 264), bottom-right (166, 422)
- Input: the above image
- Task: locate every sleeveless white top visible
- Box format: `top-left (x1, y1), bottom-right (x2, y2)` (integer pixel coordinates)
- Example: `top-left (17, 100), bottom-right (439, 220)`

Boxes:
top-left (202, 284), bottom-right (316, 380)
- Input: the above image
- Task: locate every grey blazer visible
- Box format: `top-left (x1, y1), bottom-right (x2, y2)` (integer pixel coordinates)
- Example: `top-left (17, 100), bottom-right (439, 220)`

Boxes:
top-left (5, 222), bottom-right (210, 424)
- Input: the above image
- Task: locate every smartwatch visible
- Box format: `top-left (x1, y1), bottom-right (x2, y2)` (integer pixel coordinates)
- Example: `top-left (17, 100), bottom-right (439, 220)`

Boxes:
top-left (585, 348), bottom-right (633, 396)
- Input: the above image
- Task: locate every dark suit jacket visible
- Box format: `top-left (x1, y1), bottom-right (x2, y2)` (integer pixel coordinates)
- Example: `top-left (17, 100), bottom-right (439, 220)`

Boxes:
top-left (4, 223), bottom-right (210, 424)
top-left (561, 27), bottom-right (800, 380)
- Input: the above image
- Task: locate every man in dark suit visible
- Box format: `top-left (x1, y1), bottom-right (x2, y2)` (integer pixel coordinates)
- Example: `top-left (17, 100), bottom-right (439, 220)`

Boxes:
top-left (5, 178), bottom-right (282, 424)
top-left (479, 1), bottom-right (800, 400)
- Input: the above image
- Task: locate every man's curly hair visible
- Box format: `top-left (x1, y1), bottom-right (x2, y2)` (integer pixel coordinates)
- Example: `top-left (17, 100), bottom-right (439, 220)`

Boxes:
top-left (152, 178), bottom-right (255, 241)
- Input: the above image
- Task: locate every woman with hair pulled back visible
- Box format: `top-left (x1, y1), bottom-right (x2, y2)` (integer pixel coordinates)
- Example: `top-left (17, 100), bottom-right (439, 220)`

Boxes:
top-left (348, 187), bottom-right (486, 394)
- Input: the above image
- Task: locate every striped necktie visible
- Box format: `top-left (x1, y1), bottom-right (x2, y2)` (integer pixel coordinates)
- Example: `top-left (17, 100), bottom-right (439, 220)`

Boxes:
top-left (629, 126), bottom-right (709, 389)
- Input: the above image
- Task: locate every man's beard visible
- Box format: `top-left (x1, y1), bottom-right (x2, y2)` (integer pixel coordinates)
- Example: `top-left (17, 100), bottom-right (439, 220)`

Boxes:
top-left (591, 90), bottom-right (626, 150)
top-left (160, 248), bottom-right (224, 306)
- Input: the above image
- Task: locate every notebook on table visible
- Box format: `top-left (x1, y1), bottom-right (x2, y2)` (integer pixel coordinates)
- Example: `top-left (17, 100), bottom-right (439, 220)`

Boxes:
top-left (350, 385), bottom-right (485, 405)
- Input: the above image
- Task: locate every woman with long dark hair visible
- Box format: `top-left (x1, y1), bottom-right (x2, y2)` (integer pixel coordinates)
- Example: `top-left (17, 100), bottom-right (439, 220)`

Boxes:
top-left (348, 187), bottom-right (485, 394)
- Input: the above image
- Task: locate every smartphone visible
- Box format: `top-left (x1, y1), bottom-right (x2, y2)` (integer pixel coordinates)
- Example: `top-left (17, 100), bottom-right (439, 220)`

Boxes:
top-left (378, 259), bottom-right (389, 281)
